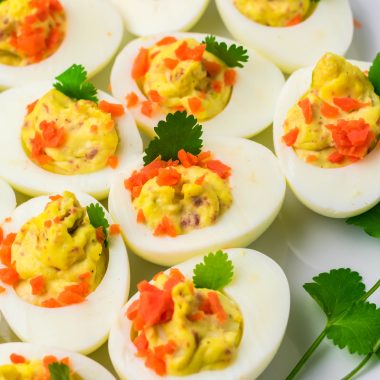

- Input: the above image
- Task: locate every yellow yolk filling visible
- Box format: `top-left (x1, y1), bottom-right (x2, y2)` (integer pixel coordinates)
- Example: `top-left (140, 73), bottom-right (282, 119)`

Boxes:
top-left (235, 0), bottom-right (312, 27)
top-left (283, 53), bottom-right (380, 168)
top-left (21, 89), bottom-right (119, 175)
top-left (133, 165), bottom-right (232, 236)
top-left (141, 38), bottom-right (233, 121)
top-left (11, 191), bottom-right (107, 306)
top-left (0, 0), bottom-right (66, 66)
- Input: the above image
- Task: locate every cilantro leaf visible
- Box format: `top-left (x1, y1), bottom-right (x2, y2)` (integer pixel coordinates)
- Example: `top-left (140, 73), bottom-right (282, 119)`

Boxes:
top-left (369, 52), bottom-right (380, 97)
top-left (203, 35), bottom-right (249, 68)
top-left (346, 203), bottom-right (380, 238)
top-left (53, 64), bottom-right (98, 102)
top-left (86, 203), bottom-right (109, 246)
top-left (193, 251), bottom-right (234, 290)
top-left (49, 362), bottom-right (70, 380)
top-left (143, 111), bottom-right (203, 165)
top-left (303, 268), bottom-right (366, 322)
top-left (326, 301), bottom-right (380, 355)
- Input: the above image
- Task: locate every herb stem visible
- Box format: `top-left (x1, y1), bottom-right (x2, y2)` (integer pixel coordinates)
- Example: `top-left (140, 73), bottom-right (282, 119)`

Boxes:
top-left (340, 352), bottom-right (373, 380)
top-left (361, 278), bottom-right (380, 301)
top-left (286, 327), bottom-right (328, 380)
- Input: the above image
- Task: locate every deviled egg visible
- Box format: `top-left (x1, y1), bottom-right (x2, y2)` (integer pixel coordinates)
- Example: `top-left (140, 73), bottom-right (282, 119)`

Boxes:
top-left (0, 342), bottom-right (115, 379)
top-left (0, 179), bottom-right (16, 223)
top-left (109, 248), bottom-right (290, 380)
top-left (110, 32), bottom-right (285, 138)
top-left (273, 53), bottom-right (380, 217)
top-left (108, 0), bottom-right (210, 37)
top-left (215, 0), bottom-right (353, 73)
top-left (0, 0), bottom-right (123, 88)
top-left (0, 191), bottom-right (130, 354)
top-left (0, 64), bottom-right (142, 199)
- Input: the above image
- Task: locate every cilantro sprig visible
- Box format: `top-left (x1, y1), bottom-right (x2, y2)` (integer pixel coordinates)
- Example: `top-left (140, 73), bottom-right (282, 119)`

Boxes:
top-left (193, 251), bottom-right (234, 290)
top-left (202, 35), bottom-right (249, 68)
top-left (287, 269), bottom-right (380, 380)
top-left (346, 203), bottom-right (380, 237)
top-left (49, 362), bottom-right (70, 380)
top-left (87, 203), bottom-right (109, 247)
top-left (53, 64), bottom-right (98, 103)
top-left (143, 111), bottom-right (203, 165)
top-left (369, 52), bottom-right (380, 97)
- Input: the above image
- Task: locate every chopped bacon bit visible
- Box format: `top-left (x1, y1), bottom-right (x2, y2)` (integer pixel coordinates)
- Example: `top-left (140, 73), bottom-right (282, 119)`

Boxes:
top-left (0, 227), bottom-right (3, 245)
top-left (195, 174), bottom-right (206, 185)
top-left (174, 105), bottom-right (186, 112)
top-left (141, 101), bottom-right (153, 117)
top-left (54, 216), bottom-right (61, 223)
top-left (175, 41), bottom-right (206, 61)
top-left (212, 80), bottom-right (222, 93)
top-left (57, 289), bottom-right (86, 305)
top-left (197, 151), bottom-right (212, 165)
top-left (208, 291), bottom-right (227, 323)
top-left (126, 92), bottom-right (139, 108)
top-left (41, 298), bottom-right (61, 308)
top-left (126, 299), bottom-right (140, 320)
top-left (156, 167), bottom-right (181, 186)
top-left (39, 120), bottom-right (65, 148)
top-left (63, 281), bottom-right (90, 297)
top-left (156, 36), bottom-right (177, 46)
top-left (0, 268), bottom-right (20, 286)
top-left (178, 149), bottom-right (193, 168)
top-left (43, 355), bottom-right (58, 367)
top-left (206, 160), bottom-right (231, 179)
top-left (95, 226), bottom-right (106, 244)
top-left (61, 357), bottom-right (70, 366)
top-left (145, 351), bottom-right (166, 376)
top-left (109, 224), bottom-right (121, 235)
top-left (154, 217), bottom-right (177, 237)
top-left (99, 100), bottom-right (125, 117)
top-left (333, 97), bottom-right (370, 112)
top-left (30, 275), bottom-right (45, 295)
top-left (224, 69), bottom-right (237, 86)
top-left (150, 51), bottom-right (159, 60)
top-left (10, 353), bottom-right (26, 364)
top-left (0, 233), bottom-right (16, 268)
top-left (188, 310), bottom-right (205, 322)
top-left (188, 97), bottom-right (203, 114)
top-left (164, 268), bottom-right (185, 292)
top-left (164, 58), bottom-right (179, 70)
top-left (27, 100), bottom-right (38, 114)
top-left (282, 127), bottom-right (299, 146)
top-left (321, 102), bottom-right (340, 119)
top-left (286, 13), bottom-right (302, 27)
top-left (328, 151), bottom-right (345, 164)
top-left (49, 194), bottom-right (62, 201)
top-left (79, 272), bottom-right (91, 280)
top-left (353, 18), bottom-right (362, 29)
top-left (132, 48), bottom-right (150, 80)
top-left (203, 60), bottom-right (222, 77)
top-left (134, 331), bottom-right (149, 356)
top-left (137, 209), bottom-right (146, 224)
top-left (148, 90), bottom-right (163, 103)
top-left (306, 155), bottom-right (317, 163)
top-left (298, 98), bottom-right (313, 124)
top-left (107, 155), bottom-right (119, 169)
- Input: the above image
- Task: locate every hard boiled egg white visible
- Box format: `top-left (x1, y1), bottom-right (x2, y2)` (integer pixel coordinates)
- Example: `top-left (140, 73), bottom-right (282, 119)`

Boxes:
top-left (109, 136), bottom-right (286, 266)
top-left (0, 179), bottom-right (16, 223)
top-left (110, 32), bottom-right (285, 138)
top-left (108, 0), bottom-right (209, 37)
top-left (215, 0), bottom-right (353, 74)
top-left (0, 342), bottom-right (115, 379)
top-left (109, 248), bottom-right (290, 380)
top-left (0, 0), bottom-right (123, 89)
top-left (0, 82), bottom-right (143, 200)
top-left (273, 60), bottom-right (380, 218)
top-left (0, 192), bottom-right (130, 354)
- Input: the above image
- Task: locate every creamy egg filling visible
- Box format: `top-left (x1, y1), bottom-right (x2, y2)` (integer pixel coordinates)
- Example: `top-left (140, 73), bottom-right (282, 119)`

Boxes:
top-left (282, 53), bottom-right (380, 168)
top-left (234, 0), bottom-right (313, 27)
top-left (2, 191), bottom-right (107, 307)
top-left (133, 37), bottom-right (234, 121)
top-left (21, 89), bottom-right (119, 175)
top-left (0, 0), bottom-right (66, 66)
top-left (127, 270), bottom-right (243, 376)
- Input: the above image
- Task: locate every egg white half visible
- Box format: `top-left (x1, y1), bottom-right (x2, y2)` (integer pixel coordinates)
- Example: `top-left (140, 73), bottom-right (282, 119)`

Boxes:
top-left (0, 342), bottom-right (115, 379)
top-left (108, 248), bottom-right (290, 380)
top-left (0, 0), bottom-right (123, 89)
top-left (0, 82), bottom-right (143, 200)
top-left (273, 60), bottom-right (380, 218)
top-left (215, 0), bottom-right (353, 74)
top-left (0, 192), bottom-right (130, 354)
top-left (109, 136), bottom-right (286, 266)
top-left (0, 179), bottom-right (16, 223)
top-left (110, 32), bottom-right (285, 138)
top-left (108, 0), bottom-right (210, 37)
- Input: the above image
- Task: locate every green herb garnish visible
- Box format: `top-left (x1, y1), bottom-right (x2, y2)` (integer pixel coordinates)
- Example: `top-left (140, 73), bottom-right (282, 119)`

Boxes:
top-left (203, 35), bottom-right (249, 68)
top-left (87, 203), bottom-right (109, 246)
top-left (49, 362), bottom-right (70, 380)
top-left (369, 53), bottom-right (380, 97)
top-left (346, 203), bottom-right (380, 238)
top-left (143, 111), bottom-right (203, 165)
top-left (286, 268), bottom-right (380, 380)
top-left (193, 251), bottom-right (234, 290)
top-left (53, 64), bottom-right (98, 103)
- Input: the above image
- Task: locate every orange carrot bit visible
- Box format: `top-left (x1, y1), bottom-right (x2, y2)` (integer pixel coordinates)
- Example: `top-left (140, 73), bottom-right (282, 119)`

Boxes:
top-left (306, 155), bottom-right (317, 163)
top-left (328, 151), bottom-right (345, 164)
top-left (10, 353), bottom-right (26, 364)
top-left (3, 232), bottom-right (16, 246)
top-left (0, 286), bottom-right (5, 294)
top-left (206, 160), bottom-right (231, 179)
top-left (60, 357), bottom-right (71, 366)
top-left (156, 36), bottom-right (177, 46)
top-left (43, 355), bottom-right (59, 368)
top-left (109, 223), bottom-right (121, 235)
top-left (212, 80), bottom-right (222, 93)
top-left (188, 310), bottom-right (205, 322)
top-left (154, 217), bottom-right (177, 237)
top-left (39, 120), bottom-right (65, 148)
top-left (26, 99), bottom-right (38, 114)
top-left (49, 194), bottom-right (62, 201)
top-left (224, 69), bottom-right (237, 86)
top-left (79, 272), bottom-right (91, 281)
top-left (141, 101), bottom-right (153, 117)
top-left (195, 174), bottom-right (206, 185)
top-left (208, 291), bottom-right (227, 323)
top-left (321, 102), bottom-right (340, 119)
top-left (99, 100), bottom-right (125, 117)
top-left (107, 155), bottom-right (119, 169)
top-left (148, 90), bottom-right (163, 103)
top-left (173, 105), bottom-right (186, 112)
top-left (43, 220), bottom-right (52, 230)
top-left (286, 13), bottom-right (302, 27)
top-left (126, 92), bottom-right (139, 108)
top-left (30, 275), bottom-right (45, 295)
top-left (197, 151), bottom-right (212, 166)
top-left (126, 299), bottom-right (140, 320)
top-left (0, 245), bottom-right (12, 268)
top-left (0, 227), bottom-right (3, 244)
top-left (31, 133), bottom-right (52, 165)
top-left (132, 48), bottom-right (150, 80)
top-left (188, 97), bottom-right (203, 114)
top-left (164, 58), bottom-right (179, 70)
top-left (145, 351), bottom-right (167, 376)
top-left (298, 98), bottom-right (313, 124)
top-left (353, 18), bottom-right (362, 29)
top-left (137, 209), bottom-right (146, 224)
top-left (164, 268), bottom-right (185, 292)
top-left (333, 97), bottom-right (371, 112)
top-left (203, 60), bottom-right (222, 77)
top-left (178, 149), bottom-right (192, 168)
top-left (41, 298), bottom-right (61, 308)
top-left (156, 167), bottom-right (181, 187)
top-left (53, 216), bottom-right (61, 224)
top-left (175, 41), bottom-right (206, 62)
top-left (0, 268), bottom-right (20, 286)
top-left (134, 331), bottom-right (149, 356)
top-left (282, 127), bottom-right (299, 147)
top-left (57, 289), bottom-right (86, 305)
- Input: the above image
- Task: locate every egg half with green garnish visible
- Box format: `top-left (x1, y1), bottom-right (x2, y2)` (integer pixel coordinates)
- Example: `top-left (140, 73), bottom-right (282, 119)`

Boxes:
top-left (0, 191), bottom-right (130, 354)
top-left (110, 32), bottom-right (285, 138)
top-left (109, 248), bottom-right (290, 380)
top-left (0, 179), bottom-right (16, 223)
top-left (215, 0), bottom-right (353, 74)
